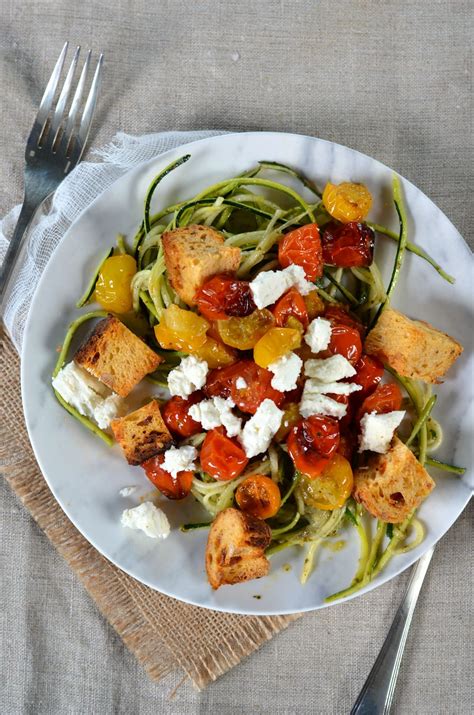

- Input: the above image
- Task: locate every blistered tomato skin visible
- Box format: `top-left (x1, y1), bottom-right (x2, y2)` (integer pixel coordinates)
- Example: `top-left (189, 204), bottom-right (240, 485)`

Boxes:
top-left (324, 305), bottom-right (365, 339)
top-left (235, 475), bottom-right (281, 519)
top-left (94, 255), bottom-right (137, 313)
top-left (162, 393), bottom-right (203, 437)
top-left (141, 455), bottom-right (194, 500)
top-left (253, 327), bottom-right (301, 368)
top-left (357, 382), bottom-right (403, 420)
top-left (273, 288), bottom-right (309, 329)
top-left (322, 221), bottom-right (375, 267)
top-left (195, 274), bottom-right (256, 321)
top-left (353, 354), bottom-right (384, 396)
top-left (154, 304), bottom-right (209, 352)
top-left (322, 182), bottom-right (372, 223)
top-left (205, 359), bottom-right (283, 414)
top-left (327, 325), bottom-right (362, 365)
top-left (200, 428), bottom-right (249, 481)
top-left (278, 224), bottom-right (323, 281)
top-left (217, 309), bottom-right (275, 349)
top-left (287, 416), bottom-right (340, 478)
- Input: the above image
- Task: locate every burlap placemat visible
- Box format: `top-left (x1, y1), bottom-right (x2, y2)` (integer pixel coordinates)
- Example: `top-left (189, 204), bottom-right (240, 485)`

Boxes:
top-left (0, 330), bottom-right (300, 691)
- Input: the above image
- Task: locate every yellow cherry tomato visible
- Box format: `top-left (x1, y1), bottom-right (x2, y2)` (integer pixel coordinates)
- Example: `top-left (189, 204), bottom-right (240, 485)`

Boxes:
top-left (217, 309), bottom-right (275, 349)
top-left (190, 336), bottom-right (237, 368)
top-left (154, 304), bottom-right (209, 351)
top-left (299, 454), bottom-right (353, 510)
top-left (322, 182), bottom-right (372, 223)
top-left (253, 327), bottom-right (301, 368)
top-left (94, 255), bottom-right (137, 313)
top-left (303, 290), bottom-right (325, 320)
top-left (275, 402), bottom-right (301, 442)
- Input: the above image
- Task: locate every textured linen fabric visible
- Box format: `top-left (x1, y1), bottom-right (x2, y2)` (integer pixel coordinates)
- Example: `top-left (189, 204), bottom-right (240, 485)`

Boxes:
top-left (0, 1), bottom-right (472, 713)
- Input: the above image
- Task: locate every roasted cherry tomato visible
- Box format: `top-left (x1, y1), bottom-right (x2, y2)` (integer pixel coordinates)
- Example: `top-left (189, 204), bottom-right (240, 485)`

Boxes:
top-left (322, 221), bottom-right (375, 267)
top-left (274, 402), bottom-right (301, 442)
top-left (200, 428), bottom-right (249, 481)
top-left (357, 382), bottom-right (403, 420)
top-left (154, 304), bottom-right (209, 351)
top-left (235, 475), bottom-right (281, 519)
top-left (287, 416), bottom-right (340, 478)
top-left (278, 223), bottom-right (323, 281)
top-left (253, 327), bottom-right (301, 368)
top-left (322, 182), bottom-right (372, 223)
top-left (327, 324), bottom-right (362, 365)
top-left (298, 454), bottom-right (353, 510)
top-left (205, 360), bottom-right (284, 414)
top-left (324, 305), bottom-right (365, 339)
top-left (353, 354), bottom-right (384, 396)
top-left (195, 274), bottom-right (256, 321)
top-left (217, 309), bottom-right (275, 349)
top-left (162, 393), bottom-right (203, 438)
top-left (190, 336), bottom-right (237, 368)
top-left (94, 254), bottom-right (137, 313)
top-left (273, 288), bottom-right (309, 329)
top-left (326, 393), bottom-right (353, 429)
top-left (142, 455), bottom-right (194, 500)
top-left (304, 289), bottom-right (325, 319)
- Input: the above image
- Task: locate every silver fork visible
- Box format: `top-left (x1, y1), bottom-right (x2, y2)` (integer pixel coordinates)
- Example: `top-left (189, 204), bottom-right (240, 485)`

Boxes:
top-left (0, 41), bottom-right (104, 317)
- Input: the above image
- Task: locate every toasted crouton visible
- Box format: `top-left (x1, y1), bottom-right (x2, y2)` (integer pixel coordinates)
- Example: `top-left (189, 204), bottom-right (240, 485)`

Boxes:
top-left (162, 224), bottom-right (241, 305)
top-left (111, 400), bottom-right (172, 465)
top-left (206, 508), bottom-right (272, 589)
top-left (364, 307), bottom-right (463, 383)
top-left (74, 316), bottom-right (162, 397)
top-left (353, 436), bottom-right (435, 523)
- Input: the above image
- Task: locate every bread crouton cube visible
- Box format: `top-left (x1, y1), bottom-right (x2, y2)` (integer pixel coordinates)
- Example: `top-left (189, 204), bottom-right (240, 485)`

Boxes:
top-left (353, 436), bottom-right (435, 523)
top-left (111, 400), bottom-right (172, 465)
top-left (162, 224), bottom-right (241, 306)
top-left (364, 307), bottom-right (462, 383)
top-left (74, 316), bottom-right (162, 397)
top-left (206, 508), bottom-right (272, 589)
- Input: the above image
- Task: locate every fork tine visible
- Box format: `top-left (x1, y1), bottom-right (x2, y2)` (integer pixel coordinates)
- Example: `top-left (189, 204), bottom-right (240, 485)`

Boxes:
top-left (48, 45), bottom-right (81, 147)
top-left (76, 53), bottom-right (104, 153)
top-left (61, 50), bottom-right (91, 149)
top-left (34, 41), bottom-right (69, 132)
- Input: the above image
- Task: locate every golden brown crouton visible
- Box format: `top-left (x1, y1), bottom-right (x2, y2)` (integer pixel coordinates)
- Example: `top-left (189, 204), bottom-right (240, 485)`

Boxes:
top-left (74, 316), bottom-right (162, 397)
top-left (162, 224), bottom-right (241, 305)
top-left (353, 436), bottom-right (435, 523)
top-left (364, 307), bottom-right (463, 383)
top-left (111, 400), bottom-right (172, 465)
top-left (206, 508), bottom-right (272, 589)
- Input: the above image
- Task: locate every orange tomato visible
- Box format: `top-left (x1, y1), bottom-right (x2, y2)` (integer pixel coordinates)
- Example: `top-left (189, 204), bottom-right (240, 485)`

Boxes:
top-left (322, 182), bottom-right (372, 223)
top-left (200, 428), bottom-right (249, 481)
top-left (141, 455), bottom-right (194, 500)
top-left (278, 224), bottom-right (323, 281)
top-left (235, 475), bottom-right (282, 519)
top-left (273, 288), bottom-right (309, 329)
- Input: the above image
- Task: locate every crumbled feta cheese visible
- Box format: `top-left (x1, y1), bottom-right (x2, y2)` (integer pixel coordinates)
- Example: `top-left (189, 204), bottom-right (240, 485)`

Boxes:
top-left (119, 486), bottom-right (138, 497)
top-left (235, 377), bottom-right (248, 390)
top-left (304, 354), bottom-right (356, 382)
top-left (161, 445), bottom-right (197, 478)
top-left (52, 361), bottom-right (123, 429)
top-left (121, 502), bottom-right (170, 539)
top-left (300, 387), bottom-right (348, 419)
top-left (268, 352), bottom-right (303, 392)
top-left (249, 265), bottom-right (316, 309)
top-left (302, 379), bottom-right (362, 396)
top-left (358, 411), bottom-right (405, 454)
top-left (304, 318), bottom-right (332, 353)
top-left (239, 398), bottom-right (284, 458)
top-left (167, 356), bottom-right (208, 398)
top-left (189, 397), bottom-right (242, 437)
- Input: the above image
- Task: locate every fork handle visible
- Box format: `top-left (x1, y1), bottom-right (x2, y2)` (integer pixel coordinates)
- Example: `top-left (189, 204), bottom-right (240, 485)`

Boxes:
top-left (350, 547), bottom-right (434, 715)
top-left (0, 200), bottom-right (38, 318)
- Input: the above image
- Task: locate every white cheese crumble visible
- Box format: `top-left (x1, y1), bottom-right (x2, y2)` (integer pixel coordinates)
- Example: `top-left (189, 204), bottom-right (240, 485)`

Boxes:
top-left (119, 486), bottom-right (138, 497)
top-left (167, 356), bottom-right (208, 398)
top-left (304, 354), bottom-right (356, 382)
top-left (358, 411), bottom-right (405, 454)
top-left (235, 377), bottom-right (248, 390)
top-left (161, 445), bottom-right (197, 478)
top-left (239, 399), bottom-right (284, 458)
top-left (267, 352), bottom-right (303, 392)
top-left (249, 265), bottom-right (315, 309)
top-left (304, 317), bottom-right (332, 353)
top-left (299, 385), bottom-right (348, 419)
top-left (301, 379), bottom-right (362, 396)
top-left (121, 502), bottom-right (170, 539)
top-left (189, 397), bottom-right (242, 437)
top-left (52, 361), bottom-right (123, 429)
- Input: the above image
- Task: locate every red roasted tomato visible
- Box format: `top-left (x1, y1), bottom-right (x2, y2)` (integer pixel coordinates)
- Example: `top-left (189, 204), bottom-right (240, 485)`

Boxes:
top-left (278, 223), bottom-right (323, 281)
top-left (162, 392), bottom-right (203, 438)
top-left (357, 382), bottom-right (403, 420)
top-left (205, 359), bottom-right (284, 414)
top-left (272, 287), bottom-right (309, 329)
top-left (200, 427), bottom-right (249, 480)
top-left (324, 305), bottom-right (365, 339)
top-left (322, 221), bottom-right (375, 267)
top-left (327, 324), bottom-right (362, 365)
top-left (352, 354), bottom-right (384, 397)
top-left (287, 416), bottom-right (340, 479)
top-left (142, 455), bottom-right (194, 500)
top-left (195, 274), bottom-right (256, 321)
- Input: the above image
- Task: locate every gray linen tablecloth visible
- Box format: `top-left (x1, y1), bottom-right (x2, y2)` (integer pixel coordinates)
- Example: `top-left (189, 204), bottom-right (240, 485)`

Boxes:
top-left (0, 1), bottom-right (472, 713)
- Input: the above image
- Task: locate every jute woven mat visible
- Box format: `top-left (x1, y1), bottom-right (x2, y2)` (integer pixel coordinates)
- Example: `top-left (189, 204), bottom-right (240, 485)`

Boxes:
top-left (0, 330), bottom-right (300, 690)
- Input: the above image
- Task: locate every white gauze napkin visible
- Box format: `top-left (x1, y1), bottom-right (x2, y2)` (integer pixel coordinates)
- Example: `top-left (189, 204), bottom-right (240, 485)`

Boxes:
top-left (0, 130), bottom-right (225, 351)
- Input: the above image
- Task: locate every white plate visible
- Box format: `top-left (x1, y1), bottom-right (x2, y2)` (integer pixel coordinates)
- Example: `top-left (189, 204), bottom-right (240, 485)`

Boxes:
top-left (21, 132), bottom-right (473, 615)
